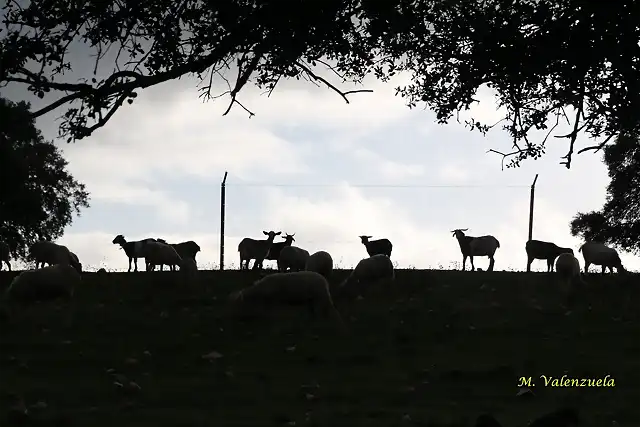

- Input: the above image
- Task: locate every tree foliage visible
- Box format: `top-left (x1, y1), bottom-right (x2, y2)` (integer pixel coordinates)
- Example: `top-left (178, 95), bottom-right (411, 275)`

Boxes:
top-left (570, 132), bottom-right (640, 253)
top-left (2, 0), bottom-right (639, 168)
top-left (0, 97), bottom-right (90, 260)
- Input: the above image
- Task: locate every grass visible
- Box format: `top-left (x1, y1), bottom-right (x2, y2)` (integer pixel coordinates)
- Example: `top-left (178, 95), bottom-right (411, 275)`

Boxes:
top-left (0, 269), bottom-right (638, 427)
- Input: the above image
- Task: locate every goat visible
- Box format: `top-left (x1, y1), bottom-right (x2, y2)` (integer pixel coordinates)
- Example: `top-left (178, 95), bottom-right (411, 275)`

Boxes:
top-left (525, 239), bottom-right (574, 272)
top-left (262, 233), bottom-right (296, 268)
top-left (112, 235), bottom-right (157, 272)
top-left (451, 228), bottom-right (500, 271)
top-left (238, 231), bottom-right (281, 270)
top-left (359, 235), bottom-right (392, 258)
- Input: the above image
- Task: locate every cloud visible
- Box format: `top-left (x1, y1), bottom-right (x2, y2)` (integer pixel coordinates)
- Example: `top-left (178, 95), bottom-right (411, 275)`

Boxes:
top-left (437, 162), bottom-right (470, 184)
top-left (351, 147), bottom-right (425, 180)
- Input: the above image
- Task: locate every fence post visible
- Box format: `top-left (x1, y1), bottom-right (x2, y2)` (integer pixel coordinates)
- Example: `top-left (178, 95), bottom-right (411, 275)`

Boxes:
top-left (526, 173), bottom-right (539, 272)
top-left (219, 171), bottom-right (228, 270)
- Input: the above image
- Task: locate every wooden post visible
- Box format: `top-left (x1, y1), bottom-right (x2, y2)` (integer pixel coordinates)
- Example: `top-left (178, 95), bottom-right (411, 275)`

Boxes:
top-left (526, 174), bottom-right (539, 272)
top-left (219, 171), bottom-right (228, 270)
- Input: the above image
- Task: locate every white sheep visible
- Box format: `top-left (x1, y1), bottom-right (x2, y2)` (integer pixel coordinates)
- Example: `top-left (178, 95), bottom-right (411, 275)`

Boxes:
top-left (278, 246), bottom-right (310, 272)
top-left (555, 253), bottom-right (585, 286)
top-left (5, 263), bottom-right (80, 306)
top-left (340, 254), bottom-right (395, 299)
top-left (29, 241), bottom-right (74, 268)
top-left (143, 241), bottom-right (183, 271)
top-left (452, 228), bottom-right (500, 271)
top-left (229, 271), bottom-right (343, 326)
top-left (305, 250), bottom-right (333, 279)
top-left (579, 242), bottom-right (625, 274)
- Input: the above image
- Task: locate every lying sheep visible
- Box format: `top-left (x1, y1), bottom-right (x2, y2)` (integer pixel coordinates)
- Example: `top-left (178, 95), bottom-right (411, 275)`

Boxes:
top-left (29, 241), bottom-right (73, 268)
top-left (339, 254), bottom-right (395, 299)
top-left (143, 241), bottom-right (182, 271)
top-left (526, 239), bottom-right (574, 272)
top-left (305, 250), bottom-right (333, 279)
top-left (5, 264), bottom-right (80, 306)
top-left (0, 241), bottom-right (10, 271)
top-left (359, 235), bottom-right (393, 258)
top-left (579, 242), bottom-right (625, 274)
top-left (278, 246), bottom-right (310, 272)
top-left (229, 271), bottom-right (343, 325)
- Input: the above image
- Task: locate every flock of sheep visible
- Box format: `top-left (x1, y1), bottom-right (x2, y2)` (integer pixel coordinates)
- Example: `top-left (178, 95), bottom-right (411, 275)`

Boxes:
top-left (0, 228), bottom-right (628, 323)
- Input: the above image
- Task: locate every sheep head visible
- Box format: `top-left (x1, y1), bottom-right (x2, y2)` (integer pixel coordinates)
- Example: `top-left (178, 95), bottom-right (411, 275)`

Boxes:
top-left (359, 236), bottom-right (372, 243)
top-left (112, 235), bottom-right (126, 245)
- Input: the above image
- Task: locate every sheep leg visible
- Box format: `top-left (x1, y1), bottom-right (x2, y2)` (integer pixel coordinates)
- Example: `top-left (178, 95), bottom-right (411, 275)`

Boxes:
top-left (462, 255), bottom-right (467, 271)
top-left (584, 262), bottom-right (590, 274)
top-left (526, 257), bottom-right (533, 272)
top-left (547, 258), bottom-right (554, 272)
top-left (487, 257), bottom-right (494, 272)
top-left (469, 256), bottom-right (475, 271)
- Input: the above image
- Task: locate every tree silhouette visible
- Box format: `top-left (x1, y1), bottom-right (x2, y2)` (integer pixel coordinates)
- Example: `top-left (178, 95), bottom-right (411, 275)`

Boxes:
top-left (0, 97), bottom-right (90, 260)
top-left (570, 132), bottom-right (640, 253)
top-left (2, 0), bottom-right (639, 168)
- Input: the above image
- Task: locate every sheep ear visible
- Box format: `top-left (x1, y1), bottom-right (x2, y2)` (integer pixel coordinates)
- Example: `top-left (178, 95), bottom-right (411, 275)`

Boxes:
top-left (276, 231), bottom-right (282, 235)
top-left (263, 231), bottom-right (268, 235)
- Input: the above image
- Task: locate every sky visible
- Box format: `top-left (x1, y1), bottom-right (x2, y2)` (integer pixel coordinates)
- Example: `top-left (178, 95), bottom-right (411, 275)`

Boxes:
top-left (3, 47), bottom-right (636, 272)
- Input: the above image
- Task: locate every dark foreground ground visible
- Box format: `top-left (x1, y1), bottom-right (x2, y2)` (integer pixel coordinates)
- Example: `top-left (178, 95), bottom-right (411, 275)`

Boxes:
top-left (0, 269), bottom-right (638, 427)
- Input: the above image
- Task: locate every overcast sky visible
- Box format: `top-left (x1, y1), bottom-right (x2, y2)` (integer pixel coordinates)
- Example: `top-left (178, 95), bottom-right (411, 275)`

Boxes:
top-left (5, 61), bottom-right (635, 272)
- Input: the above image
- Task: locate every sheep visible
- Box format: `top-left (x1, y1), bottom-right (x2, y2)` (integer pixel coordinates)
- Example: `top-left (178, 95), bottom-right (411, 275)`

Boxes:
top-left (555, 253), bottom-right (585, 286)
top-left (5, 263), bottom-right (80, 306)
top-left (228, 271), bottom-right (343, 326)
top-left (143, 241), bottom-right (183, 272)
top-left (451, 228), bottom-right (500, 271)
top-left (238, 231), bottom-right (281, 270)
top-left (112, 235), bottom-right (157, 272)
top-left (339, 254), bottom-right (395, 299)
top-left (180, 257), bottom-right (198, 284)
top-left (0, 241), bottom-right (10, 271)
top-left (525, 239), bottom-right (574, 272)
top-left (578, 241), bottom-right (625, 274)
top-left (359, 235), bottom-right (392, 258)
top-left (69, 251), bottom-right (82, 273)
top-left (151, 240), bottom-right (201, 271)
top-left (263, 233), bottom-right (296, 267)
top-left (278, 245), bottom-right (310, 272)
top-left (305, 250), bottom-right (333, 279)
top-left (29, 241), bottom-right (74, 268)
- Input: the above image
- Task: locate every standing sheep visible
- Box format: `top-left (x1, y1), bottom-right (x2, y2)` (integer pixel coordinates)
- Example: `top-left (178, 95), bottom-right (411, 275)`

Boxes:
top-left (305, 250), bottom-right (333, 279)
top-left (112, 235), bottom-right (157, 272)
top-left (525, 239), bottom-right (574, 272)
top-left (359, 235), bottom-right (393, 258)
top-left (579, 242), bottom-right (625, 274)
top-left (229, 271), bottom-right (343, 326)
top-left (452, 229), bottom-right (500, 271)
top-left (5, 264), bottom-right (80, 306)
top-left (278, 246), bottom-right (310, 272)
top-left (238, 231), bottom-right (281, 270)
top-left (0, 241), bottom-right (10, 271)
top-left (264, 233), bottom-right (296, 266)
top-left (143, 241), bottom-right (183, 272)
top-left (339, 254), bottom-right (395, 299)
top-left (29, 241), bottom-right (74, 268)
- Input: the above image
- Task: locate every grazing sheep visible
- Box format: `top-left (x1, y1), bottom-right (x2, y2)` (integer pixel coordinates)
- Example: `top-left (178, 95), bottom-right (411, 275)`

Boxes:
top-left (555, 253), bottom-right (585, 288)
top-left (29, 241), bottom-right (74, 268)
top-left (112, 235), bottom-right (157, 272)
top-left (264, 233), bottom-right (296, 266)
top-left (5, 263), bottom-right (80, 306)
top-left (340, 254), bottom-right (395, 299)
top-left (0, 241), bottom-right (10, 271)
top-left (305, 251), bottom-right (333, 279)
top-left (238, 231), bottom-right (281, 270)
top-left (69, 251), bottom-right (82, 273)
top-left (278, 246), bottom-right (310, 272)
top-left (180, 257), bottom-right (198, 284)
top-left (359, 235), bottom-right (393, 258)
top-left (579, 241), bottom-right (625, 274)
top-left (525, 239), bottom-right (574, 272)
top-left (452, 229), bottom-right (500, 271)
top-left (152, 240), bottom-right (201, 270)
top-left (143, 241), bottom-right (182, 271)
top-left (229, 271), bottom-right (343, 325)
